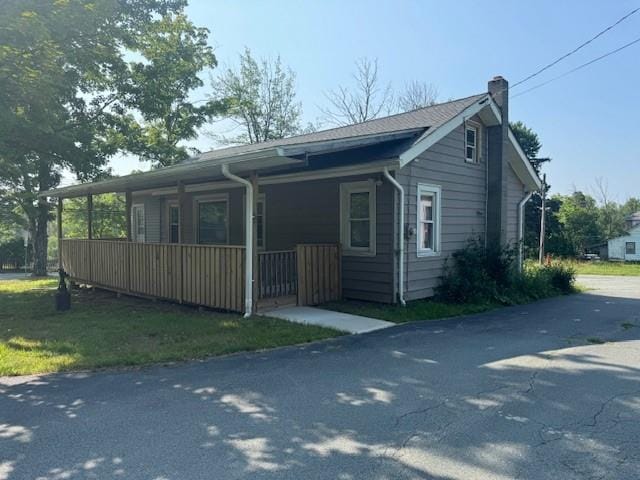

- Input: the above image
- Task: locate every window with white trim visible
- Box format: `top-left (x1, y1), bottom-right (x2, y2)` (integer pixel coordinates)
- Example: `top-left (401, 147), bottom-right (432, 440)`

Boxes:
top-left (195, 195), bottom-right (228, 244)
top-left (168, 203), bottom-right (179, 243)
top-left (465, 124), bottom-right (479, 163)
top-left (626, 242), bottom-right (636, 255)
top-left (132, 204), bottom-right (145, 243)
top-left (417, 184), bottom-right (441, 255)
top-left (340, 181), bottom-right (376, 255)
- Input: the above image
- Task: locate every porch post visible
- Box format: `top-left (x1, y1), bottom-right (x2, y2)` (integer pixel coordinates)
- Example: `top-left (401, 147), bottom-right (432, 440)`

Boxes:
top-left (125, 190), bottom-right (132, 241)
top-left (57, 197), bottom-right (63, 270)
top-left (87, 194), bottom-right (93, 240)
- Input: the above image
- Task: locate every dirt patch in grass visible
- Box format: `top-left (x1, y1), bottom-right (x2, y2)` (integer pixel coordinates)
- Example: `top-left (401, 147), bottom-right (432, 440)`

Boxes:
top-left (0, 279), bottom-right (342, 376)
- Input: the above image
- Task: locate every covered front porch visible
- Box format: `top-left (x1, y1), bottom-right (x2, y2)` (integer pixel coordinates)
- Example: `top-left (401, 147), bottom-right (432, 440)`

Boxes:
top-left (60, 239), bottom-right (340, 313)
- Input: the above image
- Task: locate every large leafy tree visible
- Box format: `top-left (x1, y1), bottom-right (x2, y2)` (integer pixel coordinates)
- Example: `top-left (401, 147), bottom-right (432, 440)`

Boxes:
top-left (210, 48), bottom-right (302, 145)
top-left (0, 0), bottom-right (216, 275)
top-left (556, 191), bottom-right (602, 255)
top-left (122, 13), bottom-right (221, 166)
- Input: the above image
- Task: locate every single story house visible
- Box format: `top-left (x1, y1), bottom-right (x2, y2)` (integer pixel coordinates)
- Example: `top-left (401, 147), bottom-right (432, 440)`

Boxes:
top-left (608, 224), bottom-right (640, 262)
top-left (43, 76), bottom-right (541, 316)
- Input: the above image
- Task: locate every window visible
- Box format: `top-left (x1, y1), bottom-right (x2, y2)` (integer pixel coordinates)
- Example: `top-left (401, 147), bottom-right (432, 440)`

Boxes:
top-left (465, 124), bottom-right (479, 163)
top-left (243, 194), bottom-right (266, 250)
top-left (131, 204), bottom-right (145, 243)
top-left (196, 196), bottom-right (228, 244)
top-left (417, 184), bottom-right (441, 256)
top-left (168, 204), bottom-right (179, 243)
top-left (256, 198), bottom-right (266, 250)
top-left (340, 181), bottom-right (376, 255)
top-left (626, 242), bottom-right (636, 255)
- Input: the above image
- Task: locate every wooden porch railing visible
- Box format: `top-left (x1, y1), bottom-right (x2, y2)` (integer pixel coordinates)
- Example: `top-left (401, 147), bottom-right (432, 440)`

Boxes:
top-left (61, 239), bottom-right (245, 312)
top-left (61, 240), bottom-right (341, 312)
top-left (257, 250), bottom-right (297, 299)
top-left (296, 244), bottom-right (341, 305)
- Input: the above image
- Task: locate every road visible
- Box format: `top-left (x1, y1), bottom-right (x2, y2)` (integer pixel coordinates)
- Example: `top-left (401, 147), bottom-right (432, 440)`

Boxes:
top-left (1, 276), bottom-right (639, 479)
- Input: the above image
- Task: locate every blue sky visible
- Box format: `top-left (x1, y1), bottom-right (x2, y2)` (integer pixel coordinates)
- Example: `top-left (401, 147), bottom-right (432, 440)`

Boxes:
top-left (107, 0), bottom-right (640, 201)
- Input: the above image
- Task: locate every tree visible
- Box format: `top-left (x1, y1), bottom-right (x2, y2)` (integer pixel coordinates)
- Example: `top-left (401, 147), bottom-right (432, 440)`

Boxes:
top-left (396, 81), bottom-right (438, 112)
top-left (122, 13), bottom-right (221, 167)
top-left (210, 48), bottom-right (302, 144)
top-left (320, 57), bottom-right (394, 126)
top-left (510, 121), bottom-right (551, 175)
top-left (0, 0), bottom-right (215, 275)
top-left (593, 177), bottom-right (626, 239)
top-left (556, 191), bottom-right (602, 255)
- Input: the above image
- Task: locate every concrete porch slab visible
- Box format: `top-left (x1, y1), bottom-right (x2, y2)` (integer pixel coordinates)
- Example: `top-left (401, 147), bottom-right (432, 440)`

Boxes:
top-left (262, 305), bottom-right (394, 334)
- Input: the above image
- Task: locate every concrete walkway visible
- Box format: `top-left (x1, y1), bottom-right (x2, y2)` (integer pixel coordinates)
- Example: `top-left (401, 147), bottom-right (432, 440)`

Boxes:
top-left (263, 305), bottom-right (394, 333)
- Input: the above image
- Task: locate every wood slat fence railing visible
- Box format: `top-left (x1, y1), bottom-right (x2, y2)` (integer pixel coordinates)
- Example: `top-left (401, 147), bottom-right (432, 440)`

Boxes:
top-left (296, 244), bottom-right (341, 306)
top-left (257, 250), bottom-right (297, 299)
top-left (61, 239), bottom-right (245, 312)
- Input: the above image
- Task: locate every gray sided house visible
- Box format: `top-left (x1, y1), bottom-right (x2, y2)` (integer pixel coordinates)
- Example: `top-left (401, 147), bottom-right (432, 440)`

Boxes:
top-left (44, 76), bottom-right (541, 315)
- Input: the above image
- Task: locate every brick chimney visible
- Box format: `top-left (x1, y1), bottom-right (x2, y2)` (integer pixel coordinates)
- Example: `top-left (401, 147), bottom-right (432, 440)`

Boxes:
top-left (486, 76), bottom-right (510, 247)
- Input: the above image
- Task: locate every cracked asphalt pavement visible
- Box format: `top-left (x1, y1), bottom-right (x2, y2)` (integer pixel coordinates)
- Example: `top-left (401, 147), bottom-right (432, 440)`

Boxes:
top-left (2, 275), bottom-right (640, 479)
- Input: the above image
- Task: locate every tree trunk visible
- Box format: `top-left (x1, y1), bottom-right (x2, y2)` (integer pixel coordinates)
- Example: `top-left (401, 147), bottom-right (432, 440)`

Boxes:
top-left (32, 197), bottom-right (49, 277)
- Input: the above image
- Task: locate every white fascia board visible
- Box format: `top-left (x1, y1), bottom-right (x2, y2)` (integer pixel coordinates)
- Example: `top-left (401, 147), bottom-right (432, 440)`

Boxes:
top-left (508, 129), bottom-right (542, 191)
top-left (398, 96), bottom-right (493, 168)
top-left (135, 160), bottom-right (399, 196)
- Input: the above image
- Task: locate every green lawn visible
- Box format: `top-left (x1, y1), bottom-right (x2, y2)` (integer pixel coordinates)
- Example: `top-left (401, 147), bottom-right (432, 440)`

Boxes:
top-left (562, 260), bottom-right (640, 276)
top-left (0, 278), bottom-right (342, 376)
top-left (322, 298), bottom-right (500, 324)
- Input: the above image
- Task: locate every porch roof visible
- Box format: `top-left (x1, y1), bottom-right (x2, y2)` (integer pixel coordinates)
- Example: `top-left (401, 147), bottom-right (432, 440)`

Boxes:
top-left (41, 94), bottom-right (485, 199)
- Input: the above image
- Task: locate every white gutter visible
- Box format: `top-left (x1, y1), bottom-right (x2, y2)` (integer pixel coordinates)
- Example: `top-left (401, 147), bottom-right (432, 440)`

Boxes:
top-left (221, 164), bottom-right (254, 317)
top-left (383, 167), bottom-right (406, 306)
top-left (517, 191), bottom-right (534, 272)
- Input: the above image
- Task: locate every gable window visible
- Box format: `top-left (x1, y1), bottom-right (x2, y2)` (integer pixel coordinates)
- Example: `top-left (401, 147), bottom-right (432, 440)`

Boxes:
top-left (417, 184), bottom-right (441, 256)
top-left (626, 242), bottom-right (636, 255)
top-left (195, 195), bottom-right (228, 244)
top-left (340, 181), bottom-right (376, 256)
top-left (168, 203), bottom-right (179, 243)
top-left (465, 124), bottom-right (479, 163)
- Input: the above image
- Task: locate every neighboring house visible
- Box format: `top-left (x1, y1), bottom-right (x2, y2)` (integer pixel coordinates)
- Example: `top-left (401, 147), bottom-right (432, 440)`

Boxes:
top-left (43, 76), bottom-right (541, 315)
top-left (625, 211), bottom-right (640, 231)
top-left (608, 224), bottom-right (640, 262)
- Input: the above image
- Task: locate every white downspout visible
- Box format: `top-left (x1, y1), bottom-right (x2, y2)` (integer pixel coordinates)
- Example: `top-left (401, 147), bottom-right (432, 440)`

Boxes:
top-left (517, 191), bottom-right (534, 272)
top-left (383, 167), bottom-right (406, 306)
top-left (221, 164), bottom-right (253, 317)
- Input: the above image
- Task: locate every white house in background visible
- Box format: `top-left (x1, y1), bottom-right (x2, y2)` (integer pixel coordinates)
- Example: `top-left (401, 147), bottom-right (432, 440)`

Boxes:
top-left (608, 224), bottom-right (640, 262)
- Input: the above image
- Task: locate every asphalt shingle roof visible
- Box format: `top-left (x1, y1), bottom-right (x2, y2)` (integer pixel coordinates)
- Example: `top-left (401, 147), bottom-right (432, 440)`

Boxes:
top-left (192, 93), bottom-right (487, 161)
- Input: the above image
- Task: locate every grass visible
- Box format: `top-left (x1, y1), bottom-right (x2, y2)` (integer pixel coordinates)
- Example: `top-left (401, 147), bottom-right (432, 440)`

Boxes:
top-left (322, 298), bottom-right (500, 324)
top-left (0, 278), bottom-right (342, 376)
top-left (559, 260), bottom-right (640, 276)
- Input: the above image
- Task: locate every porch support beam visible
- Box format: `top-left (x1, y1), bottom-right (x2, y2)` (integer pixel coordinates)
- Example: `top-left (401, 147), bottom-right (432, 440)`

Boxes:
top-left (221, 164), bottom-right (254, 317)
top-left (125, 190), bottom-right (132, 242)
top-left (57, 197), bottom-right (63, 270)
top-left (250, 172), bottom-right (259, 311)
top-left (87, 194), bottom-right (93, 240)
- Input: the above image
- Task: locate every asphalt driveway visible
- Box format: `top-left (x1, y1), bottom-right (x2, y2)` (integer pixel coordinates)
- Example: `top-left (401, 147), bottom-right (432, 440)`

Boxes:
top-left (2, 276), bottom-right (639, 479)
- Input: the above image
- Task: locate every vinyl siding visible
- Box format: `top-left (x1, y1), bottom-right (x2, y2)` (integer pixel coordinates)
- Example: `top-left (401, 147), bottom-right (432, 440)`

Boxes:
top-left (505, 163), bottom-right (526, 245)
top-left (401, 119), bottom-right (488, 300)
top-left (152, 174), bottom-right (395, 303)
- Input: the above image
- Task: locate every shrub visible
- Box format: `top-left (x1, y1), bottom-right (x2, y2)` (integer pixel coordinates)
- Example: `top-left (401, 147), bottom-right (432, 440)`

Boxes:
top-left (438, 239), bottom-right (576, 305)
top-left (542, 262), bottom-right (575, 294)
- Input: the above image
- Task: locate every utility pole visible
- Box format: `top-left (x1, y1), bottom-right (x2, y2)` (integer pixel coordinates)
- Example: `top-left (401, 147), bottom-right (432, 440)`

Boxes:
top-left (538, 173), bottom-right (547, 264)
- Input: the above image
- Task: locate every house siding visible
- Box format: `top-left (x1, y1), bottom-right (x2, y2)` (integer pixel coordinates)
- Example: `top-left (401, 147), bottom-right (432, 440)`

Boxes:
top-left (150, 174), bottom-right (395, 303)
top-left (402, 121), bottom-right (489, 300)
top-left (608, 226), bottom-right (640, 261)
top-left (505, 162), bottom-right (526, 245)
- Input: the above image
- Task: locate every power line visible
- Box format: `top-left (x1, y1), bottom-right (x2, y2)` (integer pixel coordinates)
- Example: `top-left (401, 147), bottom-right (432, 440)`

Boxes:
top-left (511, 6), bottom-right (640, 89)
top-left (512, 35), bottom-right (640, 98)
